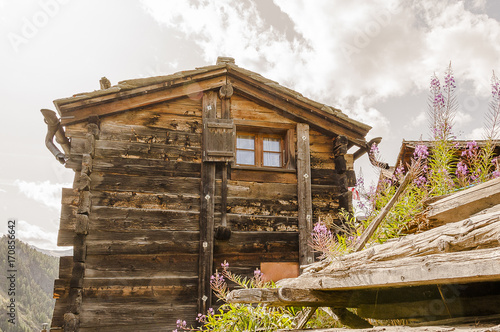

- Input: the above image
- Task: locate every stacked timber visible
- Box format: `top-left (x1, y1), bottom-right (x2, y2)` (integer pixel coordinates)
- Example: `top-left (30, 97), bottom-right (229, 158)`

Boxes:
top-left (227, 177), bottom-right (500, 330)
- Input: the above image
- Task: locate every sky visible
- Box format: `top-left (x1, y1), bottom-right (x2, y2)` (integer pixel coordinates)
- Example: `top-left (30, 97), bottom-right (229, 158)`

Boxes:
top-left (1, 0), bottom-right (500, 250)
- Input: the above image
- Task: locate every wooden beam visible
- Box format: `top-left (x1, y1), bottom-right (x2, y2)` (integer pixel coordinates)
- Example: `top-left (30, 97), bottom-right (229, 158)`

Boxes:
top-left (198, 91), bottom-right (217, 314)
top-left (59, 76), bottom-right (226, 126)
top-left (354, 172), bottom-right (412, 252)
top-left (278, 247), bottom-right (500, 291)
top-left (296, 123), bottom-right (314, 267)
top-left (423, 177), bottom-right (500, 230)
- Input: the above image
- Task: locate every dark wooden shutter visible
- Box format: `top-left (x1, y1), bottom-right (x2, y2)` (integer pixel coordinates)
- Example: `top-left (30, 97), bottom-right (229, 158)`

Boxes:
top-left (202, 118), bottom-right (235, 162)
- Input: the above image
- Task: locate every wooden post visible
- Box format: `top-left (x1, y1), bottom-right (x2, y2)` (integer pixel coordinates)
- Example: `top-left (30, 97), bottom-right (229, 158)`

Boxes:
top-left (66, 119), bottom-right (99, 332)
top-left (296, 123), bottom-right (314, 266)
top-left (198, 91), bottom-right (217, 314)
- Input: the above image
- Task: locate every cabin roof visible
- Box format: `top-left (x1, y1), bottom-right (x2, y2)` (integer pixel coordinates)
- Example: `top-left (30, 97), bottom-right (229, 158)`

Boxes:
top-left (53, 58), bottom-right (371, 147)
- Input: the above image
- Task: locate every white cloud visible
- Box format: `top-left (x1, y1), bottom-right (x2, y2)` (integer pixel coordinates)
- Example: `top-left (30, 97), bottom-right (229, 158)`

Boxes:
top-left (14, 180), bottom-right (71, 210)
top-left (16, 219), bottom-right (59, 250)
top-left (140, 0), bottom-right (500, 142)
top-left (454, 111), bottom-right (474, 128)
top-left (406, 111), bottom-right (427, 130)
top-left (466, 126), bottom-right (487, 140)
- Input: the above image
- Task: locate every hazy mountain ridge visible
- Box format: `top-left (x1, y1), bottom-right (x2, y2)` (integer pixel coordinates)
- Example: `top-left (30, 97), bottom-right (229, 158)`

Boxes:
top-left (1, 236), bottom-right (59, 332)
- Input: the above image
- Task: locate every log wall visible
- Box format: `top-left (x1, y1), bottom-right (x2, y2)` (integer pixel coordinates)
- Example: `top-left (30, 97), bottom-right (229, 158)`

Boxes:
top-left (52, 93), bottom-right (351, 331)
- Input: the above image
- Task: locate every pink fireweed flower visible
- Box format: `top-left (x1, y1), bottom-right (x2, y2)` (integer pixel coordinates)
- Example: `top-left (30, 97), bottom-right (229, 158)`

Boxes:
top-left (221, 260), bottom-right (229, 269)
top-left (196, 313), bottom-right (206, 323)
top-left (208, 308), bottom-right (214, 316)
top-left (414, 175), bottom-right (427, 188)
top-left (176, 319), bottom-right (186, 328)
top-left (413, 145), bottom-right (429, 160)
top-left (456, 161), bottom-right (468, 177)
top-left (462, 141), bottom-right (478, 158)
top-left (370, 142), bottom-right (379, 155)
top-left (254, 268), bottom-right (263, 278)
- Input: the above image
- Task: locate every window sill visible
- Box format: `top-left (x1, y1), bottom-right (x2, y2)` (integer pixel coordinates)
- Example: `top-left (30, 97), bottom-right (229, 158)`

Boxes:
top-left (232, 165), bottom-right (296, 173)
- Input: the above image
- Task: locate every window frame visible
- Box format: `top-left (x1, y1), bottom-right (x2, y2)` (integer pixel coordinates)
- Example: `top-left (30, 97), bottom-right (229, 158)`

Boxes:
top-left (234, 126), bottom-right (295, 170)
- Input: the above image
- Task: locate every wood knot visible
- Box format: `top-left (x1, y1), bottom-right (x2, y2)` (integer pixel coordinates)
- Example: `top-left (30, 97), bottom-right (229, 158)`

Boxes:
top-left (219, 83), bottom-right (234, 99)
top-left (438, 239), bottom-right (451, 252)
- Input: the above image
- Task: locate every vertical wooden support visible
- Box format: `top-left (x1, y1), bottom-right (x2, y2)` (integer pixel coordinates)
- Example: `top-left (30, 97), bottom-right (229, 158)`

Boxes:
top-left (198, 91), bottom-right (217, 314)
top-left (65, 118), bottom-right (99, 332)
top-left (333, 136), bottom-right (351, 212)
top-left (219, 83), bottom-right (232, 231)
top-left (296, 123), bottom-right (314, 267)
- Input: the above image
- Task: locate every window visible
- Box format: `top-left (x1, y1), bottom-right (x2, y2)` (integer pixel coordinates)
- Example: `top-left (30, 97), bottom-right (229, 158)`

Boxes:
top-left (236, 132), bottom-right (285, 167)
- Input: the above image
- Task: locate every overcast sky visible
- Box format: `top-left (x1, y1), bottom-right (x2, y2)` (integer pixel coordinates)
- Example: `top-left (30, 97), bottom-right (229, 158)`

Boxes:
top-left (1, 0), bottom-right (500, 250)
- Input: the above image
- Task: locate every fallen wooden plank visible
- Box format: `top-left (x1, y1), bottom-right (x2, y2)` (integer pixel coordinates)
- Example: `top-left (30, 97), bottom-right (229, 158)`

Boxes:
top-left (424, 177), bottom-right (500, 229)
top-left (277, 247), bottom-right (500, 291)
top-left (303, 210), bottom-right (500, 275)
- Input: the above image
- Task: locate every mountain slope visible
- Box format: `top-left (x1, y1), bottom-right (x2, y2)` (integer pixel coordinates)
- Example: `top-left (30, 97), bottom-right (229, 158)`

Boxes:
top-left (0, 236), bottom-right (59, 332)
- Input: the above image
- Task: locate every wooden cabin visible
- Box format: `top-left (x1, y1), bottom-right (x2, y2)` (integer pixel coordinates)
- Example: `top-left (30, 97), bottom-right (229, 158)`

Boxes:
top-left (42, 57), bottom-right (372, 331)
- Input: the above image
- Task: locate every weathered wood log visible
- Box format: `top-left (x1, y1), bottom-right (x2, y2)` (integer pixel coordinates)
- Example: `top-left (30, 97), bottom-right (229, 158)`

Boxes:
top-left (423, 177), bottom-right (500, 230)
top-left (278, 247), bottom-right (500, 290)
top-left (227, 288), bottom-right (355, 307)
top-left (305, 210), bottom-right (500, 275)
top-left (354, 172), bottom-right (412, 252)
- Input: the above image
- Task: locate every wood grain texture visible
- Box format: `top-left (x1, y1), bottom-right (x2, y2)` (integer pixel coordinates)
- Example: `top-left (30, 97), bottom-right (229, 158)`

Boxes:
top-left (296, 123), bottom-right (314, 266)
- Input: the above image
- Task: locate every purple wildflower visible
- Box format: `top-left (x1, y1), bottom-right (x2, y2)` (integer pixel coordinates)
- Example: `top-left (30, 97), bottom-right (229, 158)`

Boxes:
top-left (413, 144), bottom-right (429, 160)
top-left (176, 320), bottom-right (186, 328)
top-left (493, 170), bottom-right (500, 178)
top-left (462, 141), bottom-right (479, 158)
top-left (196, 313), bottom-right (206, 323)
top-left (370, 142), bottom-right (379, 155)
top-left (456, 161), bottom-right (468, 177)
top-left (221, 260), bottom-right (229, 269)
top-left (254, 268), bottom-right (263, 278)
top-left (208, 308), bottom-right (214, 316)
top-left (492, 72), bottom-right (500, 99)
top-left (414, 175), bottom-right (427, 188)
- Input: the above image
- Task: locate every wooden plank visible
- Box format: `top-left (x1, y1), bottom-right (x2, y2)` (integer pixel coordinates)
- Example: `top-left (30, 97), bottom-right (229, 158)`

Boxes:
top-left (354, 172), bottom-right (412, 252)
top-left (296, 123), bottom-right (314, 266)
top-left (84, 253), bottom-right (199, 278)
top-left (214, 231), bottom-right (298, 254)
top-left (278, 247), bottom-right (500, 291)
top-left (90, 172), bottom-right (200, 194)
top-left (198, 90), bottom-right (217, 314)
top-left (227, 288), bottom-right (354, 307)
top-left (85, 230), bottom-right (200, 255)
top-left (82, 276), bottom-right (197, 289)
top-left (78, 302), bottom-right (198, 329)
top-left (92, 158), bottom-right (201, 177)
top-left (226, 197), bottom-right (297, 217)
top-left (424, 177), bottom-right (500, 229)
top-left (92, 139), bottom-right (202, 162)
top-left (59, 75), bottom-right (226, 125)
top-left (231, 168), bottom-right (297, 184)
top-left (223, 214), bottom-right (298, 232)
top-left (91, 191), bottom-right (200, 211)
top-left (230, 94), bottom-right (296, 124)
